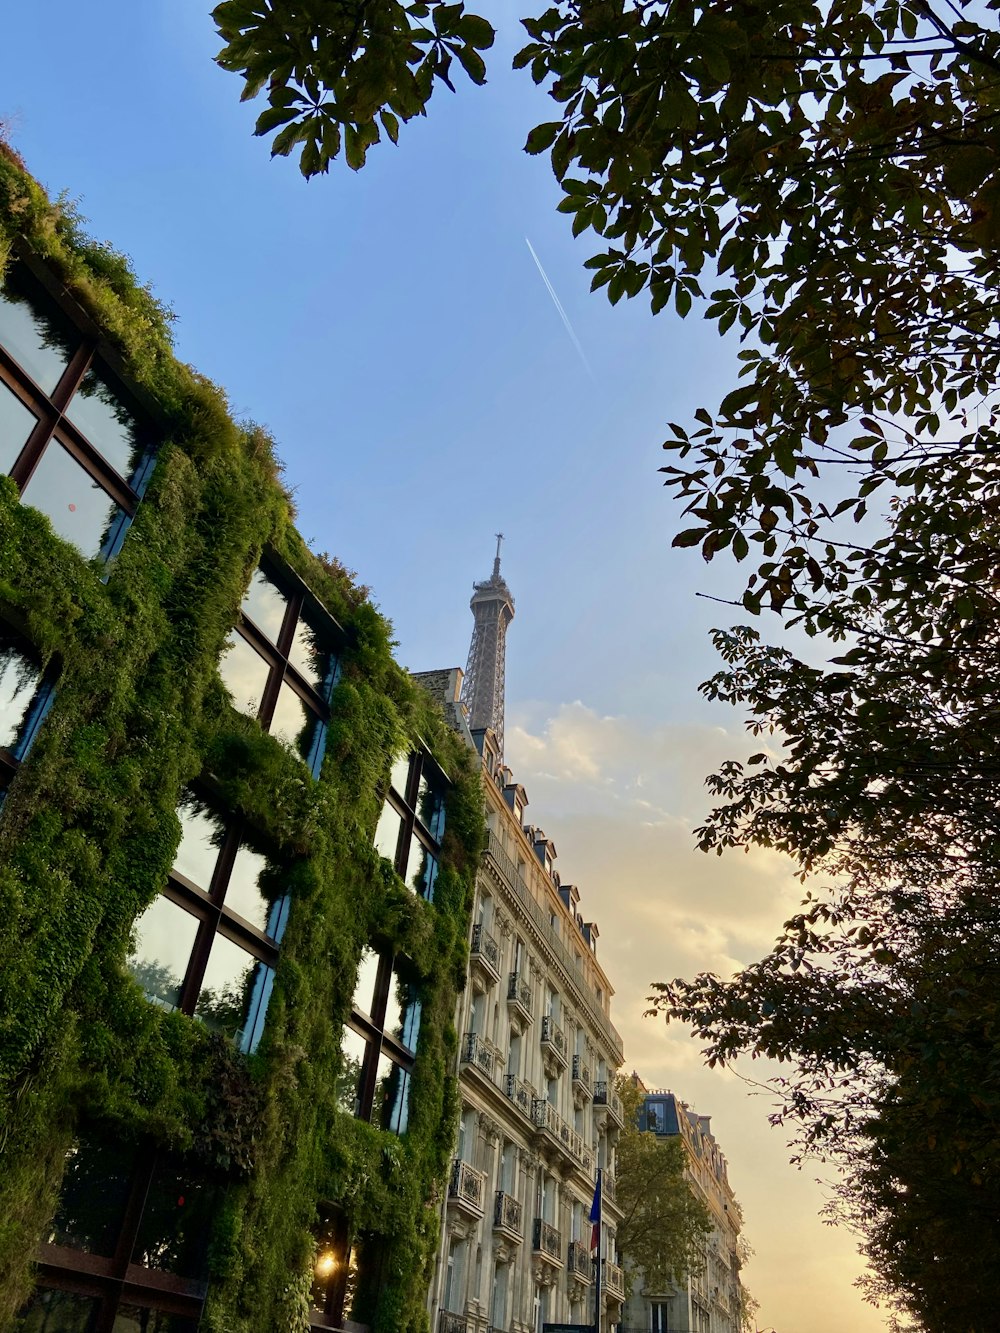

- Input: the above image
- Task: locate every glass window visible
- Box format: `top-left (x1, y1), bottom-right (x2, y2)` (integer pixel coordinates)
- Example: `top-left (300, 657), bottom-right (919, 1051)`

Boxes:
top-left (127, 895), bottom-right (200, 1012)
top-left (47, 1138), bottom-right (136, 1254)
top-left (131, 1161), bottom-right (218, 1278)
top-left (337, 1025), bottom-right (368, 1116)
top-left (0, 379), bottom-right (37, 473)
top-left (0, 280), bottom-right (74, 394)
top-left (172, 792), bottom-right (224, 889)
top-left (373, 1055), bottom-right (410, 1136)
top-left (218, 630), bottom-right (270, 716)
top-left (194, 933), bottom-right (261, 1040)
top-left (374, 751), bottom-right (446, 901)
top-left (64, 367), bottom-right (141, 480)
top-left (112, 1308), bottom-right (199, 1333)
top-left (0, 631), bottom-right (44, 753)
top-left (240, 567), bottom-right (288, 643)
top-left (270, 678), bottom-right (317, 755)
top-left (225, 842), bottom-right (272, 932)
top-left (288, 613), bottom-right (338, 698)
top-left (16, 1288), bottom-right (101, 1332)
top-left (20, 440), bottom-right (126, 560)
top-left (352, 947), bottom-right (381, 1019)
top-left (373, 800), bottom-right (402, 862)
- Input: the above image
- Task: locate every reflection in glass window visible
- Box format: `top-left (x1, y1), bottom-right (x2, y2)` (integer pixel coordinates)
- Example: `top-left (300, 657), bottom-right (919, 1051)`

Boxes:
top-left (131, 1162), bottom-right (217, 1278)
top-left (48, 1138), bottom-right (136, 1254)
top-left (373, 801), bottom-right (402, 862)
top-left (0, 632), bottom-right (44, 753)
top-left (352, 947), bottom-right (380, 1019)
top-left (127, 896), bottom-right (199, 1011)
top-left (112, 1309), bottom-right (199, 1333)
top-left (218, 630), bottom-right (270, 716)
top-left (65, 366), bottom-right (141, 479)
top-left (270, 678), bottom-right (316, 755)
top-left (0, 380), bottom-right (37, 475)
top-left (337, 1025), bottom-right (368, 1116)
top-left (240, 567), bottom-right (288, 643)
top-left (0, 280), bottom-right (74, 394)
top-left (16, 1287), bottom-right (100, 1332)
top-left (373, 1054), bottom-right (410, 1136)
top-left (225, 842), bottom-right (271, 932)
top-left (288, 614), bottom-right (338, 699)
top-left (172, 792), bottom-right (224, 889)
top-left (20, 440), bottom-right (126, 560)
top-left (194, 933), bottom-right (260, 1040)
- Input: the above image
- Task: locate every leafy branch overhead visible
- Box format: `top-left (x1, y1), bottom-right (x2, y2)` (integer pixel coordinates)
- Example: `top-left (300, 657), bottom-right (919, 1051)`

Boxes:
top-left (213, 0), bottom-right (494, 175)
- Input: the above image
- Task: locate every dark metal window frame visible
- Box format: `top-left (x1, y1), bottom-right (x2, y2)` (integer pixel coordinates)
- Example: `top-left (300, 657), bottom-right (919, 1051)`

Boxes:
top-left (226, 556), bottom-right (347, 770)
top-left (148, 788), bottom-right (286, 1024)
top-left (1, 256), bottom-right (158, 540)
top-left (0, 619), bottom-right (57, 799)
top-left (377, 750), bottom-right (447, 899)
top-left (345, 949), bottom-right (419, 1130)
top-left (33, 1148), bottom-right (207, 1332)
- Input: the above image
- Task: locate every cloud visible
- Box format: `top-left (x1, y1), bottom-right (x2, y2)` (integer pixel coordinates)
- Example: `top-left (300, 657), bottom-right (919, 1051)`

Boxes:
top-left (502, 699), bottom-right (887, 1333)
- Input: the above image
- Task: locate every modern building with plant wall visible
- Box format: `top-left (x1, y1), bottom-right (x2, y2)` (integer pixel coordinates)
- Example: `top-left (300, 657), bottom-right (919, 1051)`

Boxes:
top-left (0, 142), bottom-right (485, 1333)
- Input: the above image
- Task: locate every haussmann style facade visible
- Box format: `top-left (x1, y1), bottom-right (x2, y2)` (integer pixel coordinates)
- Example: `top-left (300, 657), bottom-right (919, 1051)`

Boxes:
top-left (420, 551), bottom-right (629, 1333)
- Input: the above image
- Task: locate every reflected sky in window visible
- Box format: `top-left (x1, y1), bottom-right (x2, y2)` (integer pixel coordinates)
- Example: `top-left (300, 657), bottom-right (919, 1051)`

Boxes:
top-left (172, 793), bottom-right (223, 889)
top-left (337, 1026), bottom-right (367, 1117)
top-left (226, 842), bottom-right (272, 932)
top-left (20, 440), bottom-right (124, 559)
top-left (240, 568), bottom-right (287, 643)
top-left (0, 635), bottom-right (43, 752)
top-left (218, 630), bottom-right (269, 717)
top-left (195, 933), bottom-right (263, 1046)
top-left (65, 366), bottom-right (141, 480)
top-left (373, 801), bottom-right (402, 862)
top-left (127, 895), bottom-right (199, 1011)
top-left (0, 281), bottom-right (74, 394)
top-left (0, 380), bottom-right (36, 475)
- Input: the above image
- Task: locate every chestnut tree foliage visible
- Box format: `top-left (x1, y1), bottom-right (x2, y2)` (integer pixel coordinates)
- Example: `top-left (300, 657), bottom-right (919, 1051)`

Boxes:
top-left (213, 0), bottom-right (1000, 1324)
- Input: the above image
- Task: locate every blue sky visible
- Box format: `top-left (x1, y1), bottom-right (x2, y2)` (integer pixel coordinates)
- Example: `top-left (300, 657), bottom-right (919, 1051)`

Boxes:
top-left (3, 4), bottom-right (888, 1329)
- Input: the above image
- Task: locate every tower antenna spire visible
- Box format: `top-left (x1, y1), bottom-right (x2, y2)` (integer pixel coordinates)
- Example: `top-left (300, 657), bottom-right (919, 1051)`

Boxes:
top-left (461, 536), bottom-right (515, 756)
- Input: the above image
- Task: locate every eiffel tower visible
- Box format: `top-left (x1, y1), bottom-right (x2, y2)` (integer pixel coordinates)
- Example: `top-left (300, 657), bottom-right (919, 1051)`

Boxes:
top-left (460, 534), bottom-right (515, 756)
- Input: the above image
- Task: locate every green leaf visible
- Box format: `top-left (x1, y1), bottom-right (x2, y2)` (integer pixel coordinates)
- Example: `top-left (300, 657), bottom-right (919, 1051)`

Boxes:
top-left (456, 13), bottom-right (495, 47)
top-left (525, 122), bottom-right (560, 155)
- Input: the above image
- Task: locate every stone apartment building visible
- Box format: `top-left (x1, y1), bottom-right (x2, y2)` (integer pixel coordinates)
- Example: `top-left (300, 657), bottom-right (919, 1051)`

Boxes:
top-left (622, 1092), bottom-right (744, 1333)
top-left (423, 553), bottom-right (628, 1333)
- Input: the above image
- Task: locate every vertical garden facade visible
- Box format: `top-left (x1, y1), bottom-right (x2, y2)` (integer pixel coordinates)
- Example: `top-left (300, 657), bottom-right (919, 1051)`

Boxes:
top-left (0, 145), bottom-right (483, 1333)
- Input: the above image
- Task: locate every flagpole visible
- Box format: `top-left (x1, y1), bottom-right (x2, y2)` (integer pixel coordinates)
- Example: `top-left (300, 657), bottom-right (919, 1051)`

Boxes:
top-left (593, 1166), bottom-right (603, 1333)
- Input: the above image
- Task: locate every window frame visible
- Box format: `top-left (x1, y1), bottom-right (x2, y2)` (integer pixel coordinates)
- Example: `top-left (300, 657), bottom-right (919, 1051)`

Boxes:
top-left (128, 788), bottom-right (287, 1053)
top-left (222, 555), bottom-right (346, 776)
top-left (341, 949), bottom-right (422, 1135)
top-left (373, 750), bottom-right (448, 901)
top-left (0, 255), bottom-right (159, 561)
top-left (0, 619), bottom-right (57, 802)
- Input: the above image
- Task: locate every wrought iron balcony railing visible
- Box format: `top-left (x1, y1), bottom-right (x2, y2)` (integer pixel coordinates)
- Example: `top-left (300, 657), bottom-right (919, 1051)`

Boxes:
top-left (603, 1260), bottom-right (625, 1299)
top-left (471, 922), bottom-right (501, 975)
top-left (448, 1158), bottom-right (486, 1214)
top-left (567, 1239), bottom-right (593, 1280)
top-left (439, 1311), bottom-right (467, 1333)
top-left (461, 1031), bottom-right (498, 1081)
top-left (506, 970), bottom-right (532, 1021)
top-left (504, 1073), bottom-right (533, 1117)
top-left (494, 1190), bottom-right (523, 1237)
top-left (532, 1217), bottom-right (562, 1263)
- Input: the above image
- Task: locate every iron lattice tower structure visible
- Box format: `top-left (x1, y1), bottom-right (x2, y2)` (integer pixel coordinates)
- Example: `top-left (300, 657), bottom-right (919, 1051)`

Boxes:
top-left (461, 534), bottom-right (515, 755)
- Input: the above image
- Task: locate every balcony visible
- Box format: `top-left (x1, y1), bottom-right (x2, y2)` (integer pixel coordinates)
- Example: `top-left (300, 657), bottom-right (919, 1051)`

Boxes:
top-left (494, 1190), bottom-right (523, 1241)
top-left (448, 1158), bottom-right (486, 1218)
top-left (567, 1239), bottom-right (593, 1282)
top-left (532, 1217), bottom-right (563, 1268)
top-left (570, 1130), bottom-right (593, 1175)
top-left (470, 922), bottom-right (501, 988)
top-left (602, 1260), bottom-right (625, 1300)
top-left (540, 1015), bottom-right (567, 1073)
top-left (593, 1081), bottom-right (624, 1129)
top-left (504, 1073), bottom-right (533, 1119)
top-left (572, 1054), bottom-right (592, 1104)
top-left (439, 1312), bottom-right (467, 1333)
top-left (603, 1171), bottom-right (620, 1212)
top-left (507, 971), bottom-right (533, 1026)
top-left (461, 1031), bottom-right (500, 1085)
top-left (531, 1097), bottom-right (573, 1161)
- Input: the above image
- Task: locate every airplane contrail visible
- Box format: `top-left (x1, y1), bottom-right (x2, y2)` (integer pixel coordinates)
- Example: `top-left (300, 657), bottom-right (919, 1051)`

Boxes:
top-left (524, 236), bottom-right (594, 379)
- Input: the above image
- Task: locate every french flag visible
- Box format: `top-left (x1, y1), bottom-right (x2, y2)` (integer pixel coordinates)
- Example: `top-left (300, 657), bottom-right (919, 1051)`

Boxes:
top-left (589, 1169), bottom-right (602, 1255)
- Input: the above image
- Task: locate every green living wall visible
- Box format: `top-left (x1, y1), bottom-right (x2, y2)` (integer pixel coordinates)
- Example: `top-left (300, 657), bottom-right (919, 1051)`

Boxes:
top-left (0, 143), bottom-right (483, 1332)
